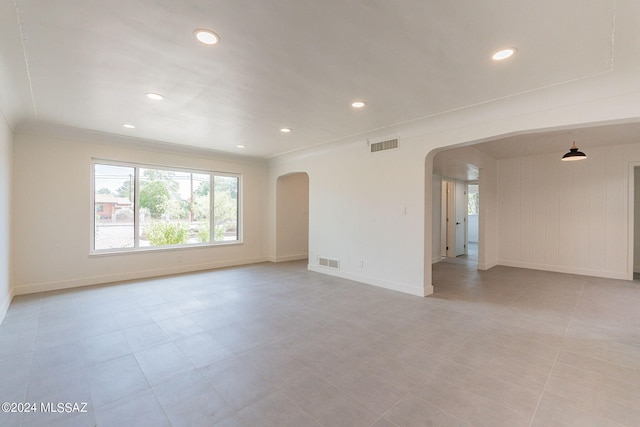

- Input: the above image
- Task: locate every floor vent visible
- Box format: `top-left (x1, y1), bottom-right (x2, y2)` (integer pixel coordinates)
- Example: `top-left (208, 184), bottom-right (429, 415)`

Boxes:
top-left (370, 138), bottom-right (399, 153)
top-left (318, 257), bottom-right (340, 269)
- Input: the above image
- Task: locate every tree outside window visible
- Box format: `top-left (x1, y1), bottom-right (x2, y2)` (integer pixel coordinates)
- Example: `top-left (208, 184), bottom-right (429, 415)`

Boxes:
top-left (93, 162), bottom-right (240, 252)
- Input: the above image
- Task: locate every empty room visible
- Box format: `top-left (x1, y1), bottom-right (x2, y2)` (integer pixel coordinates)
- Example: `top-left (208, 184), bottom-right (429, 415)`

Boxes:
top-left (1, 1), bottom-right (639, 426)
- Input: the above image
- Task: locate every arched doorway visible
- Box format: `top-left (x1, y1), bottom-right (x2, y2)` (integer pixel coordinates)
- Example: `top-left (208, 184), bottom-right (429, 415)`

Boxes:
top-left (275, 172), bottom-right (310, 262)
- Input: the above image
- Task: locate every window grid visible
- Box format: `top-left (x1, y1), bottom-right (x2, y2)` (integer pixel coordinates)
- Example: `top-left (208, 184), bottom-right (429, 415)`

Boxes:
top-left (92, 160), bottom-right (240, 253)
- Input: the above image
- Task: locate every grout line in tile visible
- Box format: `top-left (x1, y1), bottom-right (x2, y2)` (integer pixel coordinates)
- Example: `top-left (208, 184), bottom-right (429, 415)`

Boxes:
top-left (527, 278), bottom-right (586, 427)
top-left (526, 350), bottom-right (560, 427)
top-left (367, 390), bottom-right (409, 427)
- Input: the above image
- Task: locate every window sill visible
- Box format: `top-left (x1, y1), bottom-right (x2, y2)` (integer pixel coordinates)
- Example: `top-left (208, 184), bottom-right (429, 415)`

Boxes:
top-left (89, 240), bottom-right (243, 257)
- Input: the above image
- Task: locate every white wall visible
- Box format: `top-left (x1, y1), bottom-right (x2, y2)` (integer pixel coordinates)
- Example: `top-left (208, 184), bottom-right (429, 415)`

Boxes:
top-left (497, 143), bottom-right (640, 279)
top-left (11, 125), bottom-right (269, 294)
top-left (0, 114), bottom-right (12, 323)
top-left (468, 215), bottom-right (478, 242)
top-left (478, 162), bottom-right (498, 270)
top-left (431, 175), bottom-right (442, 263)
top-left (431, 146), bottom-right (498, 270)
top-left (268, 66), bottom-right (640, 297)
top-left (468, 184), bottom-right (479, 242)
top-left (275, 172), bottom-right (309, 261)
top-left (7, 42), bottom-right (639, 300)
top-left (270, 137), bottom-right (430, 297)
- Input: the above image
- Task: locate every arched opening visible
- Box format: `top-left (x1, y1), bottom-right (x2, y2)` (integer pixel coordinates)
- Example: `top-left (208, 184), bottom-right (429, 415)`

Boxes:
top-left (428, 148), bottom-right (484, 270)
top-left (426, 142), bottom-right (498, 297)
top-left (275, 172), bottom-right (310, 262)
top-left (426, 120), bottom-right (640, 292)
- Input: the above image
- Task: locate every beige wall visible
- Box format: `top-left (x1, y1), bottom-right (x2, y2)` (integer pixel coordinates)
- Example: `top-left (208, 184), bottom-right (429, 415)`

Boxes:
top-left (11, 125), bottom-right (269, 294)
top-left (0, 114), bottom-right (11, 322)
top-left (275, 173), bottom-right (309, 261)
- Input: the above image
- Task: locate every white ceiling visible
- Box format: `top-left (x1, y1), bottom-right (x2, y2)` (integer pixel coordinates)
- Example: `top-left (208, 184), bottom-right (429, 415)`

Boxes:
top-left (0, 0), bottom-right (628, 158)
top-left (433, 122), bottom-right (640, 181)
top-left (473, 122), bottom-right (640, 160)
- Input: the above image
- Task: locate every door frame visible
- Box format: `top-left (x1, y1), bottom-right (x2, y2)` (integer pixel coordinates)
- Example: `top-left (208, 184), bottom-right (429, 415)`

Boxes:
top-left (443, 179), bottom-right (467, 258)
top-left (628, 163), bottom-right (640, 279)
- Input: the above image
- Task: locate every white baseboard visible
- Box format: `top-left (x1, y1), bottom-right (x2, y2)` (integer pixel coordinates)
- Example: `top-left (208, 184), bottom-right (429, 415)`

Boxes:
top-left (423, 284), bottom-right (434, 296)
top-left (432, 256), bottom-right (442, 264)
top-left (0, 287), bottom-right (13, 325)
top-left (477, 261), bottom-right (498, 270)
top-left (12, 256), bottom-right (269, 295)
top-left (497, 259), bottom-right (628, 280)
top-left (273, 254), bottom-right (308, 262)
top-left (307, 264), bottom-right (428, 297)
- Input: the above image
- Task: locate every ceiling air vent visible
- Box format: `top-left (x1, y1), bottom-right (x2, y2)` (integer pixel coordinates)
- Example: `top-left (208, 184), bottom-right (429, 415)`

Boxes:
top-left (370, 138), bottom-right (399, 153)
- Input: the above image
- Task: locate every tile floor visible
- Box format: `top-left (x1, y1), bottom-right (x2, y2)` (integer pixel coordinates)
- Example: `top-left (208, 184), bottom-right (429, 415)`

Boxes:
top-left (0, 260), bottom-right (639, 426)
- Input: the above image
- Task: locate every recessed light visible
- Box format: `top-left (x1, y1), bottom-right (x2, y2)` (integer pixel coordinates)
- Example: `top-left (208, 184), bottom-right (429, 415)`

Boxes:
top-left (280, 128), bottom-right (292, 133)
top-left (146, 93), bottom-right (164, 101)
top-left (351, 101), bottom-right (366, 108)
top-left (236, 144), bottom-right (246, 148)
top-left (492, 48), bottom-right (516, 61)
top-left (194, 29), bottom-right (220, 45)
top-left (122, 124), bottom-right (136, 129)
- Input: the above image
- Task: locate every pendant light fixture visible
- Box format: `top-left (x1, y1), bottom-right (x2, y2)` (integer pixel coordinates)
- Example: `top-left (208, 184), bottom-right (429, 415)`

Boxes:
top-left (561, 142), bottom-right (587, 161)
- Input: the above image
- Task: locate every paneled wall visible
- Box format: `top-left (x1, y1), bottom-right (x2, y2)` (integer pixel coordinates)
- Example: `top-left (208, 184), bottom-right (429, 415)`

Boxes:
top-left (497, 143), bottom-right (635, 279)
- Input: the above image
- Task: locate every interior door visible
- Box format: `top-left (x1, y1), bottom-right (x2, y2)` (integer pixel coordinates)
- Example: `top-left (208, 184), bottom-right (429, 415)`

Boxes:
top-left (454, 181), bottom-right (467, 256)
top-left (441, 180), bottom-right (448, 258)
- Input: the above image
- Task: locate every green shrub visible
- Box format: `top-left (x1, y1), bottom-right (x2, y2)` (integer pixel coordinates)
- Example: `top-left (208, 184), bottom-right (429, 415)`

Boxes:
top-left (197, 222), bottom-right (210, 243)
top-left (214, 225), bottom-right (226, 241)
top-left (146, 221), bottom-right (189, 246)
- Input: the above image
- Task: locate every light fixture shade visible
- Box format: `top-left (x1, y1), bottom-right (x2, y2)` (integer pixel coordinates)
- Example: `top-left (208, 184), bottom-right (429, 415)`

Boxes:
top-left (561, 142), bottom-right (587, 161)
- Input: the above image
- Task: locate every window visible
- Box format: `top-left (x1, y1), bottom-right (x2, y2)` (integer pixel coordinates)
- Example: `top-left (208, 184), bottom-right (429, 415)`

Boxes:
top-left (93, 161), bottom-right (240, 252)
top-left (467, 184), bottom-right (479, 215)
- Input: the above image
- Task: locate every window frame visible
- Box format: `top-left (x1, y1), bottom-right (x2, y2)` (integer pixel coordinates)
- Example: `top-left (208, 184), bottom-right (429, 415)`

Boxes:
top-left (90, 158), bottom-right (242, 255)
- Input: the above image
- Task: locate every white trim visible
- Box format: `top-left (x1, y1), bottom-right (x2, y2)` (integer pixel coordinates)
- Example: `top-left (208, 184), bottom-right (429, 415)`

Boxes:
top-left (12, 257), bottom-right (268, 295)
top-left (440, 179), bottom-right (447, 258)
top-left (308, 264), bottom-right (428, 297)
top-left (91, 159), bottom-right (242, 254)
top-left (92, 157), bottom-right (242, 177)
top-left (0, 287), bottom-right (13, 325)
top-left (628, 162), bottom-right (640, 279)
top-left (88, 240), bottom-right (244, 257)
top-left (477, 261), bottom-right (499, 271)
top-left (17, 122), bottom-right (267, 166)
top-left (273, 254), bottom-right (308, 262)
top-left (234, 174), bottom-right (244, 243)
top-left (432, 256), bottom-right (442, 264)
top-left (496, 259), bottom-right (628, 280)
